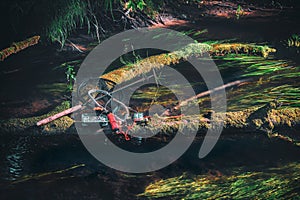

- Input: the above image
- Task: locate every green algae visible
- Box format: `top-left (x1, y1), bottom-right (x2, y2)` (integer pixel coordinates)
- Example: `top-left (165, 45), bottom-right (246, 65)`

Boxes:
top-left (138, 163), bottom-right (300, 199)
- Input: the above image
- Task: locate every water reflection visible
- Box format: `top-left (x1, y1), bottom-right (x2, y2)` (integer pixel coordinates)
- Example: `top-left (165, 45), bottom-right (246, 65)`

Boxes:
top-left (4, 136), bottom-right (30, 181)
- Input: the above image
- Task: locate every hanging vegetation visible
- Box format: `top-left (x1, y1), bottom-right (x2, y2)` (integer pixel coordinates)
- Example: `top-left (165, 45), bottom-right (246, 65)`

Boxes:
top-left (45, 0), bottom-right (162, 47)
top-left (45, 0), bottom-right (88, 47)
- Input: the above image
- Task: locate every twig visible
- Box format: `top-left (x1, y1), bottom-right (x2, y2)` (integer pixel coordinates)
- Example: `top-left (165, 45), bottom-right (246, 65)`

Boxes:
top-left (66, 39), bottom-right (84, 53)
top-left (174, 79), bottom-right (251, 110)
top-left (36, 104), bottom-right (83, 126)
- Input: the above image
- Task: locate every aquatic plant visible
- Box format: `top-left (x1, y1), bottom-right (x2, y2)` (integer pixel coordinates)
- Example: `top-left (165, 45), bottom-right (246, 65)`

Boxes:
top-left (214, 54), bottom-right (300, 111)
top-left (178, 29), bottom-right (208, 41)
top-left (12, 164), bottom-right (86, 184)
top-left (65, 64), bottom-right (76, 91)
top-left (235, 5), bottom-right (244, 19)
top-left (37, 83), bottom-right (69, 97)
top-left (287, 34), bottom-right (300, 48)
top-left (242, 60), bottom-right (289, 77)
top-left (138, 163), bottom-right (300, 199)
top-left (205, 51), bottom-right (300, 115)
top-left (56, 60), bottom-right (82, 91)
top-left (0, 101), bottom-right (74, 134)
top-left (270, 67), bottom-right (300, 79)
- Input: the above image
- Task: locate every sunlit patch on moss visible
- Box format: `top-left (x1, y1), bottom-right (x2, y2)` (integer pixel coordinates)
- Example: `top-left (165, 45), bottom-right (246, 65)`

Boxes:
top-left (211, 43), bottom-right (276, 58)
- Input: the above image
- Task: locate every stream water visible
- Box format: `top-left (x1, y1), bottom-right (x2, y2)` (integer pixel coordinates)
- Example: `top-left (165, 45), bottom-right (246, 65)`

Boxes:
top-left (0, 133), bottom-right (299, 199)
top-left (0, 9), bottom-right (299, 199)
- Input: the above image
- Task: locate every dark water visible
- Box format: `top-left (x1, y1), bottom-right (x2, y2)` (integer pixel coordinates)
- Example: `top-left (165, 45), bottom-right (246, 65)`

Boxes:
top-left (0, 133), bottom-right (299, 200)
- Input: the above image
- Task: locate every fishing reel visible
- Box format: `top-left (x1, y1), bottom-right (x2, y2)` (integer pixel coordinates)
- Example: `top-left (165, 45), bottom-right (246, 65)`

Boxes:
top-left (78, 78), bottom-right (128, 124)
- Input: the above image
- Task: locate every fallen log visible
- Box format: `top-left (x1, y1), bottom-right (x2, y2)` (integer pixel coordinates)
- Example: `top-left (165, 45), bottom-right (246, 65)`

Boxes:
top-left (37, 42), bottom-right (269, 127)
top-left (36, 78), bottom-right (248, 126)
top-left (1, 42), bottom-right (284, 142)
top-left (0, 36), bottom-right (40, 61)
top-left (0, 101), bottom-right (299, 146)
top-left (131, 105), bottom-right (300, 146)
top-left (210, 43), bottom-right (276, 58)
top-left (0, 101), bottom-right (74, 134)
top-left (100, 43), bottom-right (276, 84)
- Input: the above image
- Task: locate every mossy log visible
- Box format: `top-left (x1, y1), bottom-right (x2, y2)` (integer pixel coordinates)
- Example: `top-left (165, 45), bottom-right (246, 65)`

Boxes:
top-left (130, 106), bottom-right (300, 146)
top-left (210, 43), bottom-right (276, 58)
top-left (0, 101), bottom-right (74, 134)
top-left (0, 36), bottom-right (40, 61)
top-left (100, 43), bottom-right (276, 84)
top-left (0, 101), bottom-right (299, 146)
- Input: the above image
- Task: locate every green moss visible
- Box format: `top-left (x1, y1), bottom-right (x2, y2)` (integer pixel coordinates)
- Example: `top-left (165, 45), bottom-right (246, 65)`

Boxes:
top-left (172, 42), bottom-right (212, 58)
top-left (211, 43), bottom-right (276, 58)
top-left (0, 101), bottom-right (73, 134)
top-left (101, 42), bottom-right (273, 85)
